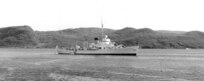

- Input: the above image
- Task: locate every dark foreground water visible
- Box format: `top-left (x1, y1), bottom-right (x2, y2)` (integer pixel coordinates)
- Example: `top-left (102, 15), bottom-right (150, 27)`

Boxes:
top-left (0, 48), bottom-right (204, 81)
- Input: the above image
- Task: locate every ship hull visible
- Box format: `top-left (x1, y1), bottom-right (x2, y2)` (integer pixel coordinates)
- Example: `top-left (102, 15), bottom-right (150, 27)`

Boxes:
top-left (56, 47), bottom-right (138, 56)
top-left (56, 49), bottom-right (74, 55)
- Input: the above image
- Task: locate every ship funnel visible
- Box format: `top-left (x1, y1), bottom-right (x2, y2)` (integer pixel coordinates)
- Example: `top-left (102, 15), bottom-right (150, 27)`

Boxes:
top-left (94, 37), bottom-right (99, 44)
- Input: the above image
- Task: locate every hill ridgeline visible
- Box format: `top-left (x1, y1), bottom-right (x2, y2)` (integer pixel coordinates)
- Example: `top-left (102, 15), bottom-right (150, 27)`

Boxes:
top-left (1, 26), bottom-right (204, 49)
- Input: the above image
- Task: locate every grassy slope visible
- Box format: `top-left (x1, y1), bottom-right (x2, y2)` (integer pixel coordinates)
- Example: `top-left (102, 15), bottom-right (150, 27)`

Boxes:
top-left (0, 25), bottom-right (38, 47)
top-left (109, 27), bottom-right (204, 49)
top-left (36, 27), bottom-right (115, 48)
top-left (1, 26), bottom-right (204, 49)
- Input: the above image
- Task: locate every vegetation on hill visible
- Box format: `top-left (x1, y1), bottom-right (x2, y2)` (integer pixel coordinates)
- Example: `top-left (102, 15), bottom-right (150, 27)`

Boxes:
top-left (109, 27), bottom-right (204, 49)
top-left (1, 26), bottom-right (204, 49)
top-left (36, 27), bottom-right (114, 48)
top-left (0, 25), bottom-right (38, 47)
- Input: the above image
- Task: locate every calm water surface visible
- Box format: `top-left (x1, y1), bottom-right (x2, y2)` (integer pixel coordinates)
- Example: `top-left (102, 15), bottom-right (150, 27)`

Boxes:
top-left (0, 48), bottom-right (204, 81)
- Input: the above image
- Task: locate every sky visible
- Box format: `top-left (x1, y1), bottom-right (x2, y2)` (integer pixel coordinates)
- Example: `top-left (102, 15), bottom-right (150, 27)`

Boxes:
top-left (0, 0), bottom-right (204, 31)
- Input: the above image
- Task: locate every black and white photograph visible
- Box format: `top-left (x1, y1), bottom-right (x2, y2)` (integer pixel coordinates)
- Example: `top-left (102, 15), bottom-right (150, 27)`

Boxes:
top-left (0, 0), bottom-right (204, 81)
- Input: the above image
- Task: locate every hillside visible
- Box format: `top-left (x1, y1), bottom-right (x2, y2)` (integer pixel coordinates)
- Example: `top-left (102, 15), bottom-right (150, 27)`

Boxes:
top-left (109, 27), bottom-right (204, 48)
top-left (36, 27), bottom-right (204, 49)
top-left (1, 26), bottom-right (204, 49)
top-left (36, 27), bottom-right (115, 48)
top-left (0, 25), bottom-right (38, 47)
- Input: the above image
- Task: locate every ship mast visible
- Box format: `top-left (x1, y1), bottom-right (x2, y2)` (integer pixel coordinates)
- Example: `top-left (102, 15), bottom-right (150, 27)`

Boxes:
top-left (101, 17), bottom-right (104, 40)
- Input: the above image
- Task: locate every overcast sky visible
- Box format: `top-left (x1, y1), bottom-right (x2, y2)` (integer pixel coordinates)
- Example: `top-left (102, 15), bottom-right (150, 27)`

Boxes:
top-left (0, 0), bottom-right (204, 31)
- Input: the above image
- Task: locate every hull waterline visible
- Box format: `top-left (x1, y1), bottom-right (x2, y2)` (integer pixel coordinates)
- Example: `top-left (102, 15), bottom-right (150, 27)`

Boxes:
top-left (56, 47), bottom-right (138, 56)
